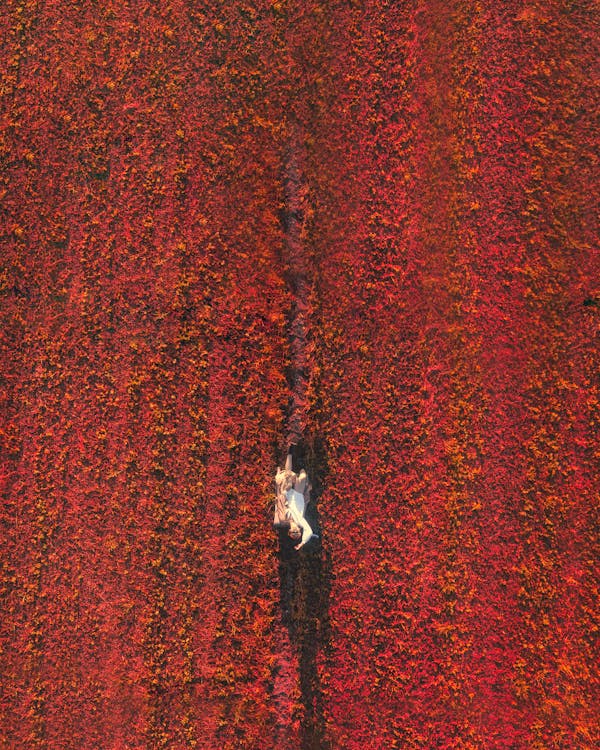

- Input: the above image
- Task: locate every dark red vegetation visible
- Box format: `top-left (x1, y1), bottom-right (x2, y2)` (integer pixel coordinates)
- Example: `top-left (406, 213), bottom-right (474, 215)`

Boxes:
top-left (1, 1), bottom-right (598, 748)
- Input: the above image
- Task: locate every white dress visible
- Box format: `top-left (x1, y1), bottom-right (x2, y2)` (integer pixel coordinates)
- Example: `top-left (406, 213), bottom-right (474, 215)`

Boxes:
top-left (285, 488), bottom-right (313, 541)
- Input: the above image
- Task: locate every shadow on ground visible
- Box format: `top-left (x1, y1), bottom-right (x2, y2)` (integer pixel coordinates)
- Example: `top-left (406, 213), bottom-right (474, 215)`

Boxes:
top-left (277, 440), bottom-right (332, 750)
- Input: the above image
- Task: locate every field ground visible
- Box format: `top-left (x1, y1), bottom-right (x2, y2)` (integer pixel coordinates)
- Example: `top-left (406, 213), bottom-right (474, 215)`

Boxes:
top-left (1, 2), bottom-right (598, 748)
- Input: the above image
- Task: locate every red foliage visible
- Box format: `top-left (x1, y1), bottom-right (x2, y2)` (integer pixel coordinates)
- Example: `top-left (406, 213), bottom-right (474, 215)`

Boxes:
top-left (1, 1), bottom-right (598, 748)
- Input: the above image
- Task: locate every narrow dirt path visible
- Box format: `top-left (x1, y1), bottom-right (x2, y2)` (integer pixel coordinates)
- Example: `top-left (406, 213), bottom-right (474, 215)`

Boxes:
top-left (273, 126), bottom-right (332, 750)
top-left (282, 126), bottom-right (311, 449)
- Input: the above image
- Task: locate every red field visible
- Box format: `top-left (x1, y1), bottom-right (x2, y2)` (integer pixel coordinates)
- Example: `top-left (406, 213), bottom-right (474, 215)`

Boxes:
top-left (1, 1), bottom-right (598, 748)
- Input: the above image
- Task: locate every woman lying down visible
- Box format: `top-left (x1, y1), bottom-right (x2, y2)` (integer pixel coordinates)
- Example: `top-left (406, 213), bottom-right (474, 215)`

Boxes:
top-left (274, 448), bottom-right (318, 550)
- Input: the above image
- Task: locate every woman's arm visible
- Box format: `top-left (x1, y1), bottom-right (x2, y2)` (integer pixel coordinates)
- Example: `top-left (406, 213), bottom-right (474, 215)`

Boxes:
top-left (296, 516), bottom-right (315, 550)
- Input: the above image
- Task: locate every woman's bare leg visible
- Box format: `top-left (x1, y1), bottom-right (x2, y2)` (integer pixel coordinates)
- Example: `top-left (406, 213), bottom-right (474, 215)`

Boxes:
top-left (295, 469), bottom-right (307, 494)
